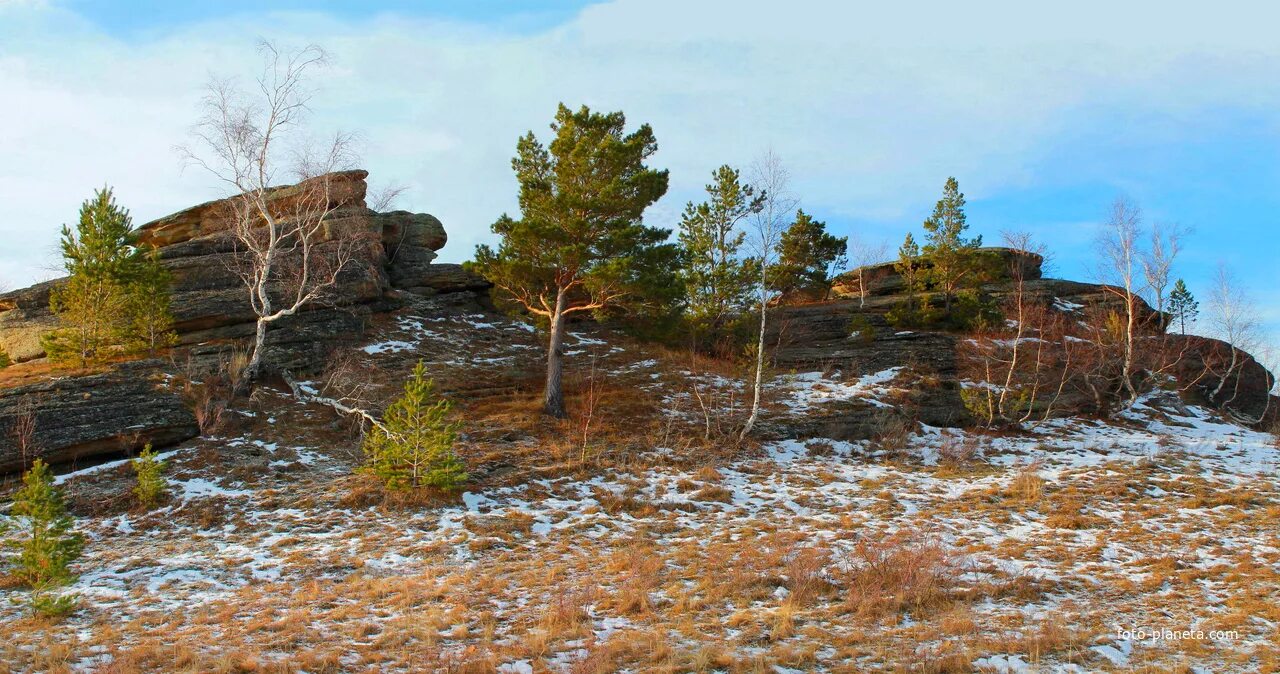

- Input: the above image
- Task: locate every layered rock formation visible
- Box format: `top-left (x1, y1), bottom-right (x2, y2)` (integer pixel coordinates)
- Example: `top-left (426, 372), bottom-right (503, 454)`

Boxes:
top-left (0, 170), bottom-right (488, 469)
top-left (0, 170), bottom-right (486, 367)
top-left (0, 361), bottom-right (197, 473)
top-left (767, 248), bottom-right (1271, 438)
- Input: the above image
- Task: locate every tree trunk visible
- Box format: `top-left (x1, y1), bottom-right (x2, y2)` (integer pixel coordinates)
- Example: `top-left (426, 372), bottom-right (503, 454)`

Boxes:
top-left (740, 269), bottom-right (769, 441)
top-left (236, 317), bottom-right (269, 396)
top-left (1121, 293), bottom-right (1138, 405)
top-left (543, 289), bottom-right (568, 418)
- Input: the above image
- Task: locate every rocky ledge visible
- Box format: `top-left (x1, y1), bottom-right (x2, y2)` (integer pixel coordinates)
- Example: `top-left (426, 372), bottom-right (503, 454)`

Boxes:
top-left (0, 171), bottom-right (490, 468)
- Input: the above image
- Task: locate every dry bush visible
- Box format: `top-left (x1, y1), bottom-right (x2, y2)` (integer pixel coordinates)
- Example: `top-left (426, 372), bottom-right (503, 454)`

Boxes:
top-left (173, 349), bottom-right (249, 433)
top-left (938, 434), bottom-right (982, 467)
top-left (604, 542), bottom-right (664, 616)
top-left (783, 545), bottom-right (832, 605)
top-left (839, 534), bottom-right (958, 619)
top-left (540, 584), bottom-right (598, 636)
top-left (869, 410), bottom-right (916, 456)
top-left (1007, 462), bottom-right (1045, 505)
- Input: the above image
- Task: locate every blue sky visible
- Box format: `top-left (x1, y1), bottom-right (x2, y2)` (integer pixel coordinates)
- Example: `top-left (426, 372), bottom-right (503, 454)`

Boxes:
top-left (1, 0), bottom-right (1277, 366)
top-left (58, 0), bottom-right (594, 36)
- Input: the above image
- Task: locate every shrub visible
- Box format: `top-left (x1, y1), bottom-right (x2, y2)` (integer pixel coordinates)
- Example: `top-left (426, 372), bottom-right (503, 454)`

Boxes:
top-left (362, 361), bottom-right (467, 491)
top-left (847, 314), bottom-right (876, 345)
top-left (869, 410), bottom-right (915, 456)
top-left (937, 434), bottom-right (981, 466)
top-left (887, 293), bottom-right (1001, 333)
top-left (3, 460), bottom-right (83, 616)
top-left (1008, 462), bottom-right (1045, 505)
top-left (27, 587), bottom-right (78, 618)
top-left (0, 347), bottom-right (11, 369)
top-left (840, 534), bottom-right (957, 618)
top-left (132, 443), bottom-right (167, 509)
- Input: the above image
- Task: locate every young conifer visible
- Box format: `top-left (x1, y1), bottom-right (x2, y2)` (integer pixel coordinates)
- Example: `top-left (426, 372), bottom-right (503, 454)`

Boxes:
top-left (4, 459), bottom-right (84, 617)
top-left (362, 361), bottom-right (466, 491)
top-left (132, 444), bottom-right (167, 509)
top-left (1168, 278), bottom-right (1199, 335)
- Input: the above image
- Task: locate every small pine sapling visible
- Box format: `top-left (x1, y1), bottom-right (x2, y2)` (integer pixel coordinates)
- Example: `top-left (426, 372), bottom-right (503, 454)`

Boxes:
top-left (132, 443), bottom-right (167, 509)
top-left (362, 361), bottom-right (467, 491)
top-left (4, 460), bottom-right (83, 616)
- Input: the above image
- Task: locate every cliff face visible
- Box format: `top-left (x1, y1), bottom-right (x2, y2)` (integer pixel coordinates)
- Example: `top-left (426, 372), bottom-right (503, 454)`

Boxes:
top-left (0, 171), bottom-right (490, 472)
top-left (766, 248), bottom-right (1273, 438)
top-left (0, 170), bottom-right (490, 367)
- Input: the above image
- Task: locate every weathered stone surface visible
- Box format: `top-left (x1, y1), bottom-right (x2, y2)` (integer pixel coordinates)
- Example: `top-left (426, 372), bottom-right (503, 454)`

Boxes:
top-left (0, 280), bottom-right (61, 363)
top-left (0, 170), bottom-right (485, 471)
top-left (380, 211), bottom-right (447, 252)
top-left (1168, 334), bottom-right (1276, 424)
top-left (0, 170), bottom-right (471, 367)
top-left (766, 271), bottom-right (1257, 429)
top-left (0, 360), bottom-right (199, 473)
top-left (398, 263), bottom-right (493, 297)
top-left (831, 247), bottom-right (1044, 299)
top-left (136, 170), bottom-right (370, 248)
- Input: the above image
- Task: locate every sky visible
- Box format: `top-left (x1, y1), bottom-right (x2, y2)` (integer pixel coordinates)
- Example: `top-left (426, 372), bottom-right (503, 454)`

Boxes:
top-left (0, 0), bottom-right (1277, 367)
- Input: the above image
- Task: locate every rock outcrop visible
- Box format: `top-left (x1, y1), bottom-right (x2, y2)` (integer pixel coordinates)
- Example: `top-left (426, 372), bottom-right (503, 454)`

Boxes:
top-left (0, 360), bottom-right (198, 473)
top-left (769, 253), bottom-right (1270, 433)
top-left (1168, 334), bottom-right (1276, 424)
top-left (0, 170), bottom-right (471, 367)
top-left (0, 170), bottom-right (480, 469)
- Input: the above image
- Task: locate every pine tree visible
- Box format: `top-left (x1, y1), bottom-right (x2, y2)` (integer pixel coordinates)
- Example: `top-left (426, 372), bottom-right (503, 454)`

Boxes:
top-left (0, 347), bottom-right (10, 369)
top-left (920, 177), bottom-right (986, 311)
top-left (362, 361), bottom-right (467, 491)
top-left (122, 249), bottom-right (179, 357)
top-left (678, 165), bottom-right (763, 331)
top-left (768, 209), bottom-right (848, 300)
top-left (5, 460), bottom-right (84, 589)
top-left (472, 104), bottom-right (675, 417)
top-left (895, 232), bottom-right (923, 302)
top-left (1168, 278), bottom-right (1199, 335)
top-left (43, 188), bottom-right (176, 366)
top-left (132, 443), bottom-right (167, 509)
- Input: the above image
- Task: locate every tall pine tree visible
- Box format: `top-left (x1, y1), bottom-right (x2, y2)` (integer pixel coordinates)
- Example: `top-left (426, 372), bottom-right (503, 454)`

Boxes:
top-left (894, 232), bottom-right (923, 306)
top-left (43, 188), bottom-right (175, 366)
top-left (1168, 278), bottom-right (1198, 335)
top-left (768, 209), bottom-right (848, 300)
top-left (472, 104), bottom-right (675, 417)
top-left (678, 165), bottom-right (763, 332)
top-left (920, 177), bottom-right (986, 311)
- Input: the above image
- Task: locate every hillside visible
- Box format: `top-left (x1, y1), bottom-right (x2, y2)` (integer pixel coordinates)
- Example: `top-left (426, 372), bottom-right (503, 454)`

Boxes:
top-left (0, 173), bottom-right (1278, 673)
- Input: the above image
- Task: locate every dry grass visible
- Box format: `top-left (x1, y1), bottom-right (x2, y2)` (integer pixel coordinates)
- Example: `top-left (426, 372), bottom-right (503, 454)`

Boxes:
top-left (840, 534), bottom-right (960, 620)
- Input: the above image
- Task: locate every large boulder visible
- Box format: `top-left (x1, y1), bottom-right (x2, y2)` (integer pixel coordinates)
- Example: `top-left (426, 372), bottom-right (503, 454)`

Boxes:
top-left (831, 247), bottom-right (1044, 299)
top-left (0, 170), bottom-right (480, 471)
top-left (0, 281), bottom-right (62, 363)
top-left (0, 360), bottom-right (199, 473)
top-left (0, 170), bottom-right (467, 369)
top-left (136, 170), bottom-right (371, 248)
top-left (1168, 334), bottom-right (1276, 424)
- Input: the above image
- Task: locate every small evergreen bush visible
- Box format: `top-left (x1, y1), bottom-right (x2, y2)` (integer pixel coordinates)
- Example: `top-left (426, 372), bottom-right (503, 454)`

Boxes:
top-left (362, 361), bottom-right (467, 491)
top-left (847, 314), bottom-right (876, 345)
top-left (3, 460), bottom-right (84, 617)
top-left (132, 443), bottom-right (167, 509)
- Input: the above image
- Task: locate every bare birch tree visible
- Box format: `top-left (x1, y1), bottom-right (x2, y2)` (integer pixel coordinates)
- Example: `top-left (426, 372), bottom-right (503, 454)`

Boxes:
top-left (1140, 221), bottom-right (1187, 318)
top-left (181, 42), bottom-right (366, 391)
top-left (1095, 197), bottom-right (1145, 407)
top-left (740, 149), bottom-right (798, 440)
top-left (1205, 264), bottom-right (1270, 421)
top-left (846, 237), bottom-right (890, 308)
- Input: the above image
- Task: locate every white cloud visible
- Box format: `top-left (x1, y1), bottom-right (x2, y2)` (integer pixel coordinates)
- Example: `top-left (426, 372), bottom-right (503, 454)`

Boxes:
top-left (2, 0), bottom-right (1280, 317)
